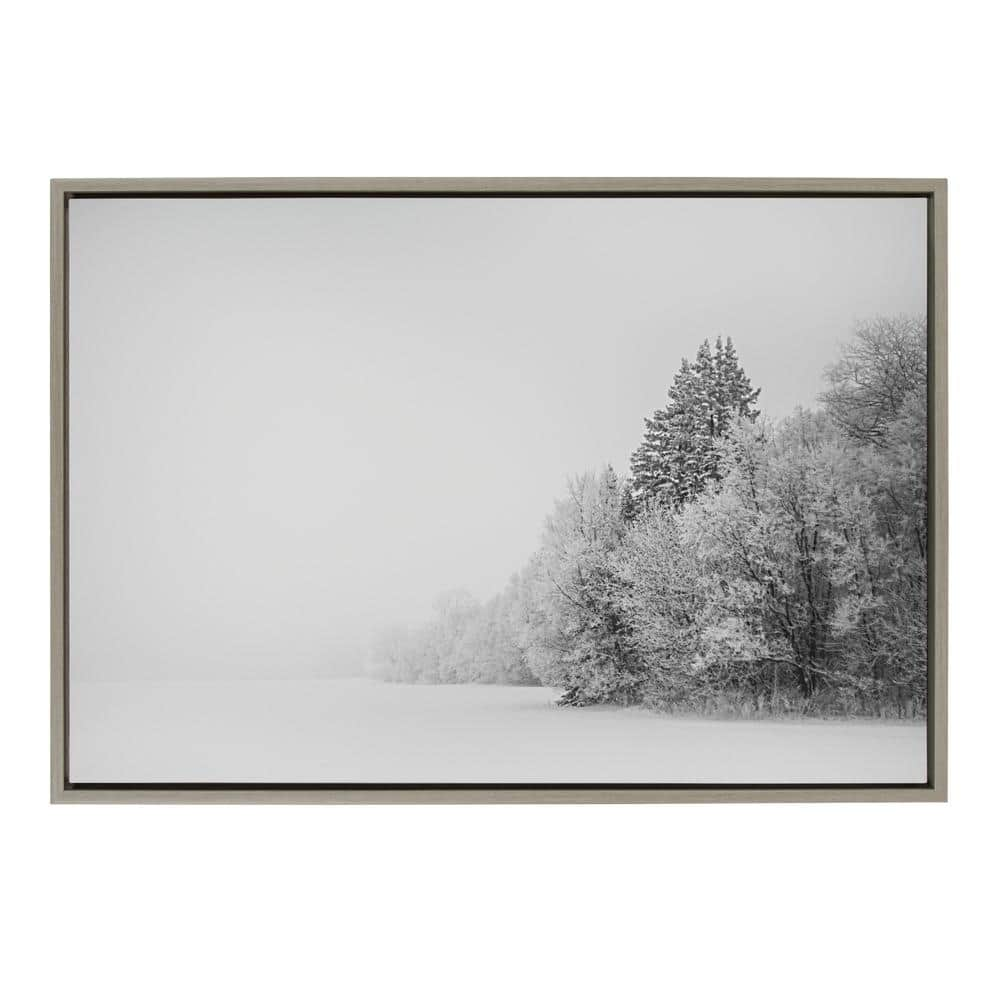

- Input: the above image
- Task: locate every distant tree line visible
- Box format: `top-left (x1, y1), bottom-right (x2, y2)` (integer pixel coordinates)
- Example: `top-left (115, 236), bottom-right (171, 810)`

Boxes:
top-left (371, 588), bottom-right (538, 686)
top-left (370, 318), bottom-right (927, 718)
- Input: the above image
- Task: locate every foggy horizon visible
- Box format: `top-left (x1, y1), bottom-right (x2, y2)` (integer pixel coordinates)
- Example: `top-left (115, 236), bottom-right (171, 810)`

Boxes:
top-left (69, 196), bottom-right (927, 680)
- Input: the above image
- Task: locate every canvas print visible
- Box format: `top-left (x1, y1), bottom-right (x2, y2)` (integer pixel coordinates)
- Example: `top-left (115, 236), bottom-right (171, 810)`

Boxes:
top-left (67, 194), bottom-right (929, 784)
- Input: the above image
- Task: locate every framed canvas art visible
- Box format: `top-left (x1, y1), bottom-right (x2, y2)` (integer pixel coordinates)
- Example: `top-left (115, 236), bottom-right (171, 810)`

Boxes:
top-left (51, 178), bottom-right (946, 802)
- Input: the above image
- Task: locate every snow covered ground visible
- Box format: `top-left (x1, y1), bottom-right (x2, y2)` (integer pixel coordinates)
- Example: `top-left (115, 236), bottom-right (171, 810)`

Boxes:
top-left (70, 677), bottom-right (927, 784)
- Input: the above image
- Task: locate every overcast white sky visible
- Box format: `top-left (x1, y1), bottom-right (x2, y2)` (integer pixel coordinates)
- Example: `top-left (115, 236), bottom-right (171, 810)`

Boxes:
top-left (69, 196), bottom-right (926, 679)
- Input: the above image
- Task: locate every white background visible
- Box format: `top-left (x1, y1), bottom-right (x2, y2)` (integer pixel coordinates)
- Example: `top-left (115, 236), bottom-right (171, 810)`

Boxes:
top-left (1, 2), bottom-right (994, 998)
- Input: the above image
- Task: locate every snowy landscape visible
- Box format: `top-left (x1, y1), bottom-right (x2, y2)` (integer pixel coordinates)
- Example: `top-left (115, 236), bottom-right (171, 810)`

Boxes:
top-left (370, 321), bottom-right (928, 726)
top-left (68, 196), bottom-right (929, 785)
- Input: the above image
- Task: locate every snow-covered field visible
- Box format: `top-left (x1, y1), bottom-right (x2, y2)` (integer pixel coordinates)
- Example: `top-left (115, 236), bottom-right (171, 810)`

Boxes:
top-left (70, 677), bottom-right (927, 784)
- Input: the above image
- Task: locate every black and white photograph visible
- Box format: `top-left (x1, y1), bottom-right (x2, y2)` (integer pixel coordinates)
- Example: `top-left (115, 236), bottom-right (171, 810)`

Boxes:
top-left (63, 190), bottom-right (933, 787)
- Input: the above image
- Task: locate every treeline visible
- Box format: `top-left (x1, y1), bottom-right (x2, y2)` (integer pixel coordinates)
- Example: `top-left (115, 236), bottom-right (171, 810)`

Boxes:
top-left (370, 319), bottom-right (927, 717)
top-left (370, 589), bottom-right (537, 686)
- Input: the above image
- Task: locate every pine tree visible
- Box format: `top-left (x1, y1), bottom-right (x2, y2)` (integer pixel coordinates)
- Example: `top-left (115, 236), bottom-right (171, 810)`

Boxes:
top-left (714, 336), bottom-right (761, 431)
top-left (631, 357), bottom-right (694, 503)
top-left (630, 337), bottom-right (760, 508)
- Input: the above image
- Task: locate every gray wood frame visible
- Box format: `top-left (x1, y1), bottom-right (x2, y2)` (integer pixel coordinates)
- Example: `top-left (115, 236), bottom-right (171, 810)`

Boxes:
top-left (51, 178), bottom-right (947, 804)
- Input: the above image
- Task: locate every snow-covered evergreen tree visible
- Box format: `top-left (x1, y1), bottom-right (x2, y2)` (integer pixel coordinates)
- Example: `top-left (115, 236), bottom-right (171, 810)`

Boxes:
top-left (630, 337), bottom-right (760, 507)
top-left (713, 336), bottom-right (761, 433)
top-left (629, 357), bottom-right (695, 503)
